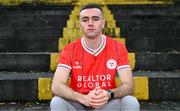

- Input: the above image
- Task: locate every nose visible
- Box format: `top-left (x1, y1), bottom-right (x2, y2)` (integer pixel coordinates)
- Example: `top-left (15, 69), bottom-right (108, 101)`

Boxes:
top-left (88, 19), bottom-right (93, 26)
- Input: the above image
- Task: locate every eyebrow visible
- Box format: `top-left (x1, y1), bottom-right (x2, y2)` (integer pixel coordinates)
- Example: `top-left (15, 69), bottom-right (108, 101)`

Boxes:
top-left (81, 16), bottom-right (100, 20)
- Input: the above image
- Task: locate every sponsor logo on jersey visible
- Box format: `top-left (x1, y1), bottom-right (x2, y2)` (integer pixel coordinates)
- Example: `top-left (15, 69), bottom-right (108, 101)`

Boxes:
top-left (73, 61), bottom-right (82, 69)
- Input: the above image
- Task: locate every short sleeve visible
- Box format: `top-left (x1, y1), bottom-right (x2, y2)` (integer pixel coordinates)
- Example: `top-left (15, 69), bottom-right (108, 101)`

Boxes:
top-left (116, 42), bottom-right (131, 70)
top-left (58, 46), bottom-right (72, 70)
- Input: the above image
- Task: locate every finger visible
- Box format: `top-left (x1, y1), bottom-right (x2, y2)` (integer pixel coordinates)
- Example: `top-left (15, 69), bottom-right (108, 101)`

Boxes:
top-left (90, 100), bottom-right (107, 109)
top-left (92, 91), bottom-right (109, 100)
top-left (90, 97), bottom-right (109, 104)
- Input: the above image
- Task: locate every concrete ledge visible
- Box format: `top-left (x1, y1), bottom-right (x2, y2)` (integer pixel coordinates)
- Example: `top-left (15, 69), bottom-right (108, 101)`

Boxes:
top-left (0, 5), bottom-right (73, 39)
top-left (38, 76), bottom-right (148, 101)
top-left (140, 101), bottom-right (180, 111)
top-left (135, 52), bottom-right (180, 71)
top-left (1, 52), bottom-right (179, 72)
top-left (50, 52), bottom-right (60, 71)
top-left (0, 0), bottom-right (73, 5)
top-left (38, 78), bottom-right (53, 101)
top-left (108, 5), bottom-right (180, 16)
top-left (105, 0), bottom-right (173, 5)
top-left (0, 72), bottom-right (52, 102)
top-left (0, 80), bottom-right (37, 102)
top-left (135, 71), bottom-right (180, 101)
top-left (58, 38), bottom-right (69, 51)
top-left (0, 101), bottom-right (180, 111)
top-left (0, 53), bottom-right (50, 72)
top-left (38, 71), bottom-right (180, 101)
top-left (0, 27), bottom-right (61, 39)
top-left (127, 38), bottom-right (180, 52)
top-left (0, 0), bottom-right (173, 5)
top-left (0, 39), bottom-right (58, 52)
top-left (115, 76), bottom-right (149, 100)
top-left (0, 71), bottom-right (180, 101)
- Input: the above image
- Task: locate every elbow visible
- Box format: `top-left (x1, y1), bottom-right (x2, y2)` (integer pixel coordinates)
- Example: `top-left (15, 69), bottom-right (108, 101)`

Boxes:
top-left (125, 82), bottom-right (134, 95)
top-left (129, 88), bottom-right (134, 95)
top-left (129, 83), bottom-right (135, 95)
top-left (51, 83), bottom-right (58, 96)
top-left (51, 82), bottom-right (66, 97)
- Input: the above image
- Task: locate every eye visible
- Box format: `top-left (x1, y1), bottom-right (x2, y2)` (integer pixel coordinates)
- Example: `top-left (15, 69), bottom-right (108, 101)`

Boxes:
top-left (92, 16), bottom-right (100, 21)
top-left (93, 18), bottom-right (99, 21)
top-left (82, 19), bottom-right (87, 22)
top-left (81, 17), bottom-right (88, 22)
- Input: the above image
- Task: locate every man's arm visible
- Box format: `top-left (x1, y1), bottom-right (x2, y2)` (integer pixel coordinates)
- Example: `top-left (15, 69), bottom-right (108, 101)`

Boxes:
top-left (51, 66), bottom-right (94, 107)
top-left (51, 66), bottom-right (83, 101)
top-left (111, 68), bottom-right (134, 98)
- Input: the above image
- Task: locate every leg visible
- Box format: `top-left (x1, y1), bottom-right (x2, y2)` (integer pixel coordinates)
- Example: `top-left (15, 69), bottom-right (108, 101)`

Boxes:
top-left (97, 99), bottom-right (121, 111)
top-left (119, 95), bottom-right (140, 111)
top-left (50, 96), bottom-right (92, 111)
top-left (98, 95), bottom-right (140, 111)
top-left (50, 96), bottom-right (77, 111)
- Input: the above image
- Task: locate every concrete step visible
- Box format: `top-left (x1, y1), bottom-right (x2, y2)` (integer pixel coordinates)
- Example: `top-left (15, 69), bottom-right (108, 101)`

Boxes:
top-left (108, 4), bottom-right (180, 16)
top-left (50, 52), bottom-right (180, 71)
top-left (118, 17), bottom-right (180, 40)
top-left (1, 52), bottom-right (179, 72)
top-left (0, 39), bottom-right (58, 52)
top-left (109, 5), bottom-right (180, 46)
top-left (122, 25), bottom-right (180, 39)
top-left (0, 72), bottom-right (52, 102)
top-left (140, 101), bottom-right (180, 111)
top-left (135, 52), bottom-right (180, 71)
top-left (0, 5), bottom-right (73, 39)
top-left (0, 101), bottom-right (180, 111)
top-left (0, 27), bottom-right (61, 39)
top-left (0, 5), bottom-right (74, 14)
top-left (0, 71), bottom-right (179, 102)
top-left (134, 71), bottom-right (180, 101)
top-left (0, 5), bottom-right (73, 23)
top-left (0, 102), bottom-right (50, 111)
top-left (0, 16), bottom-right (69, 29)
top-left (126, 38), bottom-right (180, 52)
top-left (0, 53), bottom-right (50, 72)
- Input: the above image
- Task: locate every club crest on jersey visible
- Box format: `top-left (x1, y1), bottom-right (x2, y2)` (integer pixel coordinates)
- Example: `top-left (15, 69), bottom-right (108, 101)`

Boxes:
top-left (106, 59), bottom-right (117, 70)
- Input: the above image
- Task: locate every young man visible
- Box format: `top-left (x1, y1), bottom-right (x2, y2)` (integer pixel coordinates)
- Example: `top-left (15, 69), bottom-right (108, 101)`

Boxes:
top-left (50, 4), bottom-right (140, 111)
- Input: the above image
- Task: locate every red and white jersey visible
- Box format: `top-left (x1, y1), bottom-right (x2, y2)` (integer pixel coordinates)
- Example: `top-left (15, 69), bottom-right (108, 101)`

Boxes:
top-left (58, 35), bottom-right (131, 94)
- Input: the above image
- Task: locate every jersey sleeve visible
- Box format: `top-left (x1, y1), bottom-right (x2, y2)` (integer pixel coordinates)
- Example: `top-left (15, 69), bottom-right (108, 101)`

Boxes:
top-left (116, 42), bottom-right (131, 70)
top-left (58, 45), bottom-right (72, 70)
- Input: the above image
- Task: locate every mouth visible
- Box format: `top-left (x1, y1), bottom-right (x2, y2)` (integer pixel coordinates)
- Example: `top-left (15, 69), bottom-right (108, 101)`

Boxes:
top-left (87, 29), bottom-right (95, 32)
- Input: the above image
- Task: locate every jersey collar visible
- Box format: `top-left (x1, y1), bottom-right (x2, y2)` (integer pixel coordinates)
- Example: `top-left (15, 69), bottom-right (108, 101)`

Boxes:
top-left (81, 35), bottom-right (106, 56)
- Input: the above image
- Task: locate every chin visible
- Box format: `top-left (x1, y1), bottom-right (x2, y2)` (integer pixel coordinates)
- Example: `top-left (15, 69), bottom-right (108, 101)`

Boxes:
top-left (86, 33), bottom-right (98, 39)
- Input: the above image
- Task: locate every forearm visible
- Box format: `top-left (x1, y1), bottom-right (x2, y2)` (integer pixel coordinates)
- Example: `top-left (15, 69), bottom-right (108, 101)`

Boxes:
top-left (52, 83), bottom-right (83, 102)
top-left (113, 69), bottom-right (135, 98)
top-left (111, 83), bottom-right (134, 99)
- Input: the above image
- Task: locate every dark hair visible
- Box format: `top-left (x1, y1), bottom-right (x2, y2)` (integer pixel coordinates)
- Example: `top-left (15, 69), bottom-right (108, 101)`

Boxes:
top-left (80, 3), bottom-right (103, 14)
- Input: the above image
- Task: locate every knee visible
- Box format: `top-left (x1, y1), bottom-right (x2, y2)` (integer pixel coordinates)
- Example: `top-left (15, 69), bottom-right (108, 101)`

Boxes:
top-left (50, 96), bottom-right (67, 110)
top-left (121, 95), bottom-right (140, 109)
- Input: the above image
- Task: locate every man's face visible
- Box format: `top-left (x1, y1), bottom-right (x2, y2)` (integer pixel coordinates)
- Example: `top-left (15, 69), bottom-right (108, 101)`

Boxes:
top-left (79, 8), bottom-right (105, 39)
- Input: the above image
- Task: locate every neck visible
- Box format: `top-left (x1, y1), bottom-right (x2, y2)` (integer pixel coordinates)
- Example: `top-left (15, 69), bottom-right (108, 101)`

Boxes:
top-left (84, 35), bottom-right (103, 50)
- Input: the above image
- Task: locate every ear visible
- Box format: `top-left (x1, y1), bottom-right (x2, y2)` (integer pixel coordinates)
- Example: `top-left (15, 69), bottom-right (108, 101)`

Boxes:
top-left (102, 19), bottom-right (105, 29)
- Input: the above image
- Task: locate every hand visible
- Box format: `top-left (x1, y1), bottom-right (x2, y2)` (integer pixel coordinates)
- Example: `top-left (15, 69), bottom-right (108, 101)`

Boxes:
top-left (89, 87), bottom-right (109, 109)
top-left (78, 87), bottom-right (109, 109)
top-left (78, 89), bottom-right (97, 107)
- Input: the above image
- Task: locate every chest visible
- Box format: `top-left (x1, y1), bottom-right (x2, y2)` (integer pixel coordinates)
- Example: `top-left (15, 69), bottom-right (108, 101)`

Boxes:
top-left (71, 46), bottom-right (119, 75)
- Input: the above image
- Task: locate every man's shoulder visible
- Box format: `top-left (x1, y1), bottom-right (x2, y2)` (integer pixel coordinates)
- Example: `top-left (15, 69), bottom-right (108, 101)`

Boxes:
top-left (63, 38), bottom-right (81, 50)
top-left (105, 35), bottom-right (124, 47)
